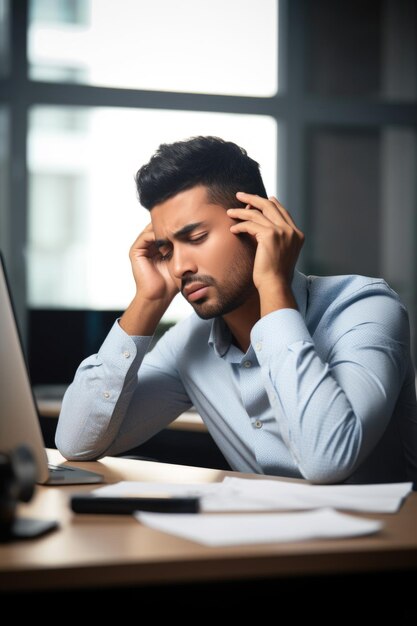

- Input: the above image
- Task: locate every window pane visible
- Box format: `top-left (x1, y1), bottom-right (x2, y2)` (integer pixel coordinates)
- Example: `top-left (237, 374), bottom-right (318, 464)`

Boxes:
top-left (308, 129), bottom-right (381, 277)
top-left (307, 127), bottom-right (417, 358)
top-left (306, 0), bottom-right (417, 101)
top-left (0, 0), bottom-right (10, 77)
top-left (28, 0), bottom-right (279, 96)
top-left (27, 106), bottom-right (278, 322)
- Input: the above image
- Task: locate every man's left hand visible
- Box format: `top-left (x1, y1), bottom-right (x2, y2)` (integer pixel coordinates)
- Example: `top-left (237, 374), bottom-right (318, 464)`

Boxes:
top-left (227, 192), bottom-right (304, 314)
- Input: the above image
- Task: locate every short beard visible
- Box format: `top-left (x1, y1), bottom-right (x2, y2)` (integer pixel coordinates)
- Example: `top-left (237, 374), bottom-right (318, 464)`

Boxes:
top-left (192, 273), bottom-right (255, 320)
top-left (183, 237), bottom-right (256, 320)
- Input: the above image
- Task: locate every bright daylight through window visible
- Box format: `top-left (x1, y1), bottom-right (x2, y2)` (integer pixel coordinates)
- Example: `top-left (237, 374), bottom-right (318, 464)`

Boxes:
top-left (27, 0), bottom-right (279, 322)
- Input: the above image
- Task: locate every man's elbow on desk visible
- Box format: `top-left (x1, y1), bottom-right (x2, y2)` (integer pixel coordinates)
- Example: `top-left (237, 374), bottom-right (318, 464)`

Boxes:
top-left (299, 466), bottom-right (353, 485)
top-left (296, 453), bottom-right (358, 485)
top-left (55, 428), bottom-right (106, 462)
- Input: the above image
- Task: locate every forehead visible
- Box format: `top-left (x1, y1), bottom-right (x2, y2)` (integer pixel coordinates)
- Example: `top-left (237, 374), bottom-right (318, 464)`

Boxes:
top-left (150, 186), bottom-right (227, 235)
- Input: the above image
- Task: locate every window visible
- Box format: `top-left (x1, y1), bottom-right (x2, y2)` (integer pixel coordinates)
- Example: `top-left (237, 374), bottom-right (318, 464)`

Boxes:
top-left (28, 105), bottom-right (277, 321)
top-left (306, 0), bottom-right (417, 100)
top-left (25, 0), bottom-right (280, 324)
top-left (308, 127), bottom-right (417, 296)
top-left (28, 0), bottom-right (278, 96)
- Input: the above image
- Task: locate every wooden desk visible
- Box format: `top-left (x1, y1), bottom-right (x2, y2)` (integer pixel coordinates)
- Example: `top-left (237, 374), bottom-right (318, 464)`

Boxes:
top-left (1, 449), bottom-right (416, 602)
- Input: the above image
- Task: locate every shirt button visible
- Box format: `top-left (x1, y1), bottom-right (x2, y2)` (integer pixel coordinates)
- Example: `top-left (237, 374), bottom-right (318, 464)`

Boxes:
top-left (255, 342), bottom-right (262, 352)
top-left (103, 391), bottom-right (110, 399)
top-left (243, 360), bottom-right (252, 368)
top-left (123, 351), bottom-right (131, 358)
top-left (254, 420), bottom-right (263, 429)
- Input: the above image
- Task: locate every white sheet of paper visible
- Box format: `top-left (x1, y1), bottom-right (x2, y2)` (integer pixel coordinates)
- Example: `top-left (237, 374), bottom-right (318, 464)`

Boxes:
top-left (211, 477), bottom-right (413, 513)
top-left (93, 479), bottom-right (412, 514)
top-left (94, 481), bottom-right (218, 498)
top-left (135, 508), bottom-right (383, 546)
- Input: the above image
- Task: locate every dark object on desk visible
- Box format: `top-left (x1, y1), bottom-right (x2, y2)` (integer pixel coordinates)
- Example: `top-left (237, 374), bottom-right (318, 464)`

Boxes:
top-left (71, 493), bottom-right (200, 514)
top-left (0, 445), bottom-right (58, 542)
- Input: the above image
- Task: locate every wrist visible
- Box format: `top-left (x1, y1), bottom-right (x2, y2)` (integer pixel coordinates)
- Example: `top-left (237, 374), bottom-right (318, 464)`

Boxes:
top-left (119, 294), bottom-right (170, 336)
top-left (257, 278), bottom-right (297, 317)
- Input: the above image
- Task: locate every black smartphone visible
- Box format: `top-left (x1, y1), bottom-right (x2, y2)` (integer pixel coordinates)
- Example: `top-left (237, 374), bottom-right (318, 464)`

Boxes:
top-left (70, 493), bottom-right (200, 515)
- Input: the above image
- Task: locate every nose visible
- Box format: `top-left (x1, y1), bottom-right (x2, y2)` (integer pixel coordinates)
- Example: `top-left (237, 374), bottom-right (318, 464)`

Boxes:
top-left (171, 245), bottom-right (198, 279)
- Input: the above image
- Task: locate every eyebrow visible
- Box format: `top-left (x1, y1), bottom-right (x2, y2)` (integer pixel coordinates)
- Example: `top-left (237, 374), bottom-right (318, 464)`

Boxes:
top-left (154, 221), bottom-right (208, 248)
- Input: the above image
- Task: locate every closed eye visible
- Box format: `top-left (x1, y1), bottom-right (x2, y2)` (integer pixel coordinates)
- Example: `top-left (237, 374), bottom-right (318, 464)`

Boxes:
top-left (158, 233), bottom-right (208, 262)
top-left (189, 233), bottom-right (208, 244)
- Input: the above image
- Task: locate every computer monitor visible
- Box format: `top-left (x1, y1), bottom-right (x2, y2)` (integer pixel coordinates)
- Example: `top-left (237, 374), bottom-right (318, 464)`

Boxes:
top-left (0, 252), bottom-right (103, 485)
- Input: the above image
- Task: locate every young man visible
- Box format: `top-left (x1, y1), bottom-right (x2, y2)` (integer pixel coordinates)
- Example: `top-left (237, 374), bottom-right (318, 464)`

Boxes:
top-left (56, 136), bottom-right (417, 484)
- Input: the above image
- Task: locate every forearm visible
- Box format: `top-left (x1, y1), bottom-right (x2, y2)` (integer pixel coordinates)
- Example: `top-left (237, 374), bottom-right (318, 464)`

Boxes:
top-left (55, 321), bottom-right (152, 460)
top-left (56, 318), bottom-right (192, 461)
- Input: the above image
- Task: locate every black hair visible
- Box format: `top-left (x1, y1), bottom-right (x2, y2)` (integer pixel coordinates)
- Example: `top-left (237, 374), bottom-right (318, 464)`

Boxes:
top-left (135, 135), bottom-right (267, 210)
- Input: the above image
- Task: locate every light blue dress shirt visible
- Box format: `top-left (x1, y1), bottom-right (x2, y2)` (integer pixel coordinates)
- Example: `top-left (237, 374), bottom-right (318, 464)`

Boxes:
top-left (56, 271), bottom-right (417, 484)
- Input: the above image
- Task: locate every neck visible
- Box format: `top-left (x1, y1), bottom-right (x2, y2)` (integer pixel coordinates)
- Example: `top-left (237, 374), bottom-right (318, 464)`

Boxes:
top-left (222, 293), bottom-right (260, 353)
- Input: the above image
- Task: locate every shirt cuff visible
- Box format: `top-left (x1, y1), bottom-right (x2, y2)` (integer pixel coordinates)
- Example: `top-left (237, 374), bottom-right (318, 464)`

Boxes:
top-left (250, 309), bottom-right (313, 360)
top-left (97, 319), bottom-right (153, 371)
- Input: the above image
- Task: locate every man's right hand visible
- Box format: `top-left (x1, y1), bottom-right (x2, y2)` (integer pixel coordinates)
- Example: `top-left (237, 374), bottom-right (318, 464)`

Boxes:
top-left (120, 224), bottom-right (178, 336)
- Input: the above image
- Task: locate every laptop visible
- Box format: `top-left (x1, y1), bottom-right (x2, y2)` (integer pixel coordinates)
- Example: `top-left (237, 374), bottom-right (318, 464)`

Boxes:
top-left (0, 251), bottom-right (103, 485)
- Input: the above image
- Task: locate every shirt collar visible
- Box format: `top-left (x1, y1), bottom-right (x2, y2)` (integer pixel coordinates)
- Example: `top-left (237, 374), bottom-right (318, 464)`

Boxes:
top-left (208, 269), bottom-right (309, 357)
top-left (208, 316), bottom-right (232, 357)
